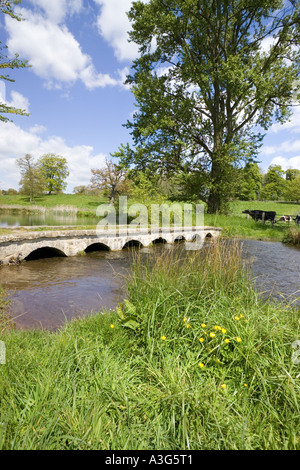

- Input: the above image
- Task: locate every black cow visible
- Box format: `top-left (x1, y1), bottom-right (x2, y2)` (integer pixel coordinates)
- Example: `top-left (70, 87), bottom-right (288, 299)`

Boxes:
top-left (242, 209), bottom-right (276, 226)
top-left (294, 214), bottom-right (300, 225)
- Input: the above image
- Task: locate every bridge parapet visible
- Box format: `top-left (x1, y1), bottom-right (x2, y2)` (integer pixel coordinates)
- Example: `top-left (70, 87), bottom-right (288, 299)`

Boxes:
top-left (0, 226), bottom-right (222, 265)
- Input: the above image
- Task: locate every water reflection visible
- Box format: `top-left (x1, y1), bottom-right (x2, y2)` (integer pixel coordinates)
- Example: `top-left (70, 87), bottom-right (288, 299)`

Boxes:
top-left (0, 212), bottom-right (99, 227)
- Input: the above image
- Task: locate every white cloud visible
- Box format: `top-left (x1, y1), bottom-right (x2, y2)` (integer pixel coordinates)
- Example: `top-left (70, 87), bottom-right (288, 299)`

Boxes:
top-left (262, 139), bottom-right (300, 156)
top-left (270, 106), bottom-right (300, 134)
top-left (0, 81), bottom-right (30, 113)
top-left (270, 155), bottom-right (300, 171)
top-left (94, 0), bottom-right (140, 61)
top-left (0, 121), bottom-right (107, 191)
top-left (28, 0), bottom-right (83, 24)
top-left (4, 6), bottom-right (127, 90)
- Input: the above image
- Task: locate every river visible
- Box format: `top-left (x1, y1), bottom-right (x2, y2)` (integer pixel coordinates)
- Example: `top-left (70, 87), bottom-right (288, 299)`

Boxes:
top-left (0, 239), bottom-right (299, 330)
top-left (0, 212), bottom-right (99, 227)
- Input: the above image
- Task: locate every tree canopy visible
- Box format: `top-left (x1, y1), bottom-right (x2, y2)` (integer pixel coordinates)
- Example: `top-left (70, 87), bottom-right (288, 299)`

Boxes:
top-left (119, 0), bottom-right (300, 212)
top-left (16, 154), bottom-right (45, 202)
top-left (90, 159), bottom-right (128, 205)
top-left (38, 154), bottom-right (69, 195)
top-left (0, 0), bottom-right (29, 122)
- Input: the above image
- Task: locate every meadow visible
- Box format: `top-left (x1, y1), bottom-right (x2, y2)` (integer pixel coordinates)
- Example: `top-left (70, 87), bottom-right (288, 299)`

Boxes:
top-left (1, 194), bottom-right (299, 242)
top-left (0, 241), bottom-right (299, 449)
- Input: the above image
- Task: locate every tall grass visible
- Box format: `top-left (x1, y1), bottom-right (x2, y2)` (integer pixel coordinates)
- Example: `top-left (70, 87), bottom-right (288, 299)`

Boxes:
top-left (0, 241), bottom-right (299, 449)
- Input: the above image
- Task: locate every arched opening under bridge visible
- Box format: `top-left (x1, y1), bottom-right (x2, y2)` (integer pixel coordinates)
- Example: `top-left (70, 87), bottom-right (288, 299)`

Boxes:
top-left (24, 247), bottom-right (67, 261)
top-left (122, 240), bottom-right (143, 249)
top-left (85, 243), bottom-right (110, 253)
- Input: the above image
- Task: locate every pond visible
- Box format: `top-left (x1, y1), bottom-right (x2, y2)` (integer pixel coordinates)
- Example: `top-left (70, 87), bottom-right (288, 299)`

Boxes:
top-left (0, 239), bottom-right (299, 331)
top-left (0, 212), bottom-right (99, 227)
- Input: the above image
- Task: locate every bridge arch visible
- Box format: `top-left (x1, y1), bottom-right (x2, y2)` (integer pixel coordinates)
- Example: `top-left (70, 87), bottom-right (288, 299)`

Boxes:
top-left (174, 235), bottom-right (186, 243)
top-left (24, 246), bottom-right (67, 261)
top-left (122, 240), bottom-right (144, 249)
top-left (85, 242), bottom-right (110, 253)
top-left (152, 237), bottom-right (167, 245)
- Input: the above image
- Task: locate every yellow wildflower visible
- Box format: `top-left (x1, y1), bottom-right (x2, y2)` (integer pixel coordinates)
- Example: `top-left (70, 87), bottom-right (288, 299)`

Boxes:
top-left (199, 337), bottom-right (204, 343)
top-left (236, 337), bottom-right (242, 343)
top-left (186, 323), bottom-right (191, 328)
top-left (183, 317), bottom-right (187, 322)
top-left (244, 383), bottom-right (248, 387)
top-left (209, 332), bottom-right (216, 338)
top-left (161, 335), bottom-right (166, 340)
top-left (214, 325), bottom-right (221, 330)
top-left (199, 362), bottom-right (205, 368)
top-left (201, 323), bottom-right (206, 328)
top-left (234, 316), bottom-right (240, 321)
top-left (221, 384), bottom-right (227, 389)
top-left (221, 328), bottom-right (226, 334)
top-left (110, 324), bottom-right (115, 329)
top-left (240, 314), bottom-right (244, 318)
top-left (224, 338), bottom-right (230, 344)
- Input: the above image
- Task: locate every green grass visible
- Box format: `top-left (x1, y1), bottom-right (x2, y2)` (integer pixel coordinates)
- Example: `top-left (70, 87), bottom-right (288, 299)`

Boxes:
top-left (0, 194), bottom-right (108, 211)
top-left (0, 241), bottom-right (299, 450)
top-left (1, 195), bottom-right (300, 243)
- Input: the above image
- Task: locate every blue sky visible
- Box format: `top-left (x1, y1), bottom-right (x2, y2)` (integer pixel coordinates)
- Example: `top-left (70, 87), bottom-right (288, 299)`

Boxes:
top-left (0, 0), bottom-right (300, 193)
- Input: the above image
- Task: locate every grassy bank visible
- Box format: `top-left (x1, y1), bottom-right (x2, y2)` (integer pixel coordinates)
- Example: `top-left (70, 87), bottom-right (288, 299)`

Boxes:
top-left (1, 195), bottom-right (299, 242)
top-left (0, 241), bottom-right (299, 450)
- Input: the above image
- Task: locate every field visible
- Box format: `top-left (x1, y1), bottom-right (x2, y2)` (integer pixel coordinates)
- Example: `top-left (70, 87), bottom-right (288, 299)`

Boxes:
top-left (1, 194), bottom-right (299, 242)
top-left (0, 241), bottom-right (299, 449)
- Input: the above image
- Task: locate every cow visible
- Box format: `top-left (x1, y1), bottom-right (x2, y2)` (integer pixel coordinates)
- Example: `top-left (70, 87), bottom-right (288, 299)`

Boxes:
top-left (294, 214), bottom-right (300, 225)
top-left (279, 215), bottom-right (293, 223)
top-left (242, 209), bottom-right (276, 226)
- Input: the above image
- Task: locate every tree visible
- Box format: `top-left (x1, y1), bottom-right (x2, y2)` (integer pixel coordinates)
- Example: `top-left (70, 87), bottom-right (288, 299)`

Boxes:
top-left (16, 154), bottom-right (45, 202)
top-left (285, 175), bottom-right (300, 202)
top-left (286, 168), bottom-right (300, 181)
top-left (0, 1), bottom-right (29, 122)
top-left (261, 164), bottom-right (286, 200)
top-left (90, 159), bottom-right (128, 205)
top-left (38, 154), bottom-right (69, 194)
top-left (120, 0), bottom-right (300, 213)
top-left (236, 163), bottom-right (263, 200)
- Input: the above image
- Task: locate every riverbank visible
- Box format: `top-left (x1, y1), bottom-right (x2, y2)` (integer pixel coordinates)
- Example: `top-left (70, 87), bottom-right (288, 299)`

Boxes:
top-left (0, 241), bottom-right (299, 449)
top-left (1, 195), bottom-right (300, 243)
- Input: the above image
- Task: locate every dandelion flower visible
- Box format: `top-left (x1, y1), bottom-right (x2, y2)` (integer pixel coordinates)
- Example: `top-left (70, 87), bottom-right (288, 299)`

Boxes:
top-left (199, 337), bottom-right (204, 343)
top-left (186, 323), bottom-right (191, 328)
top-left (234, 316), bottom-right (240, 321)
top-left (209, 332), bottom-right (216, 338)
top-left (224, 338), bottom-right (230, 344)
top-left (110, 324), bottom-right (115, 329)
top-left (244, 383), bottom-right (248, 387)
top-left (183, 317), bottom-right (187, 322)
top-left (221, 328), bottom-right (226, 334)
top-left (221, 384), bottom-right (227, 389)
top-left (199, 362), bottom-right (205, 368)
top-left (201, 323), bottom-right (206, 328)
top-left (240, 314), bottom-right (244, 318)
top-left (236, 337), bottom-right (242, 343)
top-left (214, 325), bottom-right (221, 330)
top-left (161, 335), bottom-right (166, 340)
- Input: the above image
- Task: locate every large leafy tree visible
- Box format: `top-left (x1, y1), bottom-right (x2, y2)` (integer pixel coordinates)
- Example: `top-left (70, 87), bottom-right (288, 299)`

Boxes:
top-left (120, 0), bottom-right (300, 212)
top-left (38, 154), bottom-right (69, 195)
top-left (0, 0), bottom-right (29, 122)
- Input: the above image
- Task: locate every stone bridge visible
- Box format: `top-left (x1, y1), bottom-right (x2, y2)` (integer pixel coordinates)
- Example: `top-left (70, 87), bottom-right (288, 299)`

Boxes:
top-left (0, 226), bottom-right (221, 265)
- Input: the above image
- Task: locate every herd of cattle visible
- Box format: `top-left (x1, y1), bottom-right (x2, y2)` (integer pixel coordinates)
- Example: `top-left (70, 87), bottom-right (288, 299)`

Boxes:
top-left (242, 209), bottom-right (300, 227)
